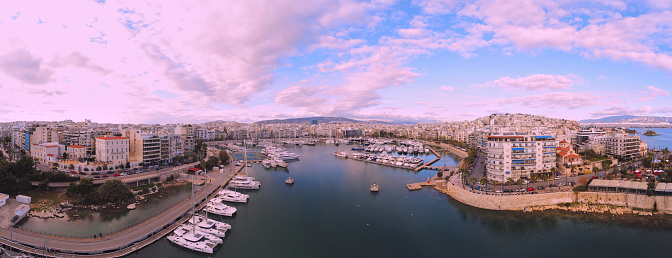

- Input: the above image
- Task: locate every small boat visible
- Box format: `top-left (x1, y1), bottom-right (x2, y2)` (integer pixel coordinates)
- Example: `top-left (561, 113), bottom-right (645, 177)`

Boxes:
top-left (371, 183), bottom-right (379, 192)
top-left (334, 152), bottom-right (347, 158)
top-left (285, 177), bottom-right (294, 184)
top-left (351, 146), bottom-right (365, 151)
top-left (127, 203), bottom-right (136, 210)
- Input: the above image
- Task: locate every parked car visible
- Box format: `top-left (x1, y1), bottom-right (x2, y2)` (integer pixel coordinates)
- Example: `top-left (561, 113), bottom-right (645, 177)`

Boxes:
top-left (101, 175), bottom-right (109, 178)
top-left (537, 186), bottom-right (545, 190)
top-left (555, 176), bottom-right (561, 180)
top-left (120, 173), bottom-right (128, 176)
top-left (113, 174), bottom-right (120, 177)
top-left (527, 187), bottom-right (535, 192)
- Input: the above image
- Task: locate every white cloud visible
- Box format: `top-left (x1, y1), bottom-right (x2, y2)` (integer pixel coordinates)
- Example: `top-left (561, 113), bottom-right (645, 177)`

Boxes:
top-left (440, 85), bottom-right (459, 91)
top-left (638, 85), bottom-right (670, 102)
top-left (470, 74), bottom-right (583, 91)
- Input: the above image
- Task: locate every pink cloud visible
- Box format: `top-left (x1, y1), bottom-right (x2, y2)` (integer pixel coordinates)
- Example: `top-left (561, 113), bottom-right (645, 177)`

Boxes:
top-left (470, 74), bottom-right (583, 91)
top-left (440, 85), bottom-right (459, 91)
top-left (466, 91), bottom-right (602, 109)
top-left (638, 85), bottom-right (670, 102)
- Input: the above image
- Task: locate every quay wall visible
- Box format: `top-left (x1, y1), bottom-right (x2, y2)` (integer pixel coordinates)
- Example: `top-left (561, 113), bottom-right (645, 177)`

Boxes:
top-left (424, 142), bottom-right (468, 158)
top-left (443, 177), bottom-right (672, 212)
top-left (442, 179), bottom-right (573, 210)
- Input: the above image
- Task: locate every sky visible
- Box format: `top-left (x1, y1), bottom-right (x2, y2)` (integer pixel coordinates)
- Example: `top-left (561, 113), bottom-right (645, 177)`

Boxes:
top-left (0, 0), bottom-right (671, 124)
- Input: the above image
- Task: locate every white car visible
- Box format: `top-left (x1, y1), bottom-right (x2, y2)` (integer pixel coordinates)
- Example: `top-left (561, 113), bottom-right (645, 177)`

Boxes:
top-left (555, 176), bottom-right (561, 180)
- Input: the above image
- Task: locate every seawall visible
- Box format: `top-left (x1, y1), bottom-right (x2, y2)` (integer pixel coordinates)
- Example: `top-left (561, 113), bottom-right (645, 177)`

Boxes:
top-left (442, 176), bottom-right (672, 212)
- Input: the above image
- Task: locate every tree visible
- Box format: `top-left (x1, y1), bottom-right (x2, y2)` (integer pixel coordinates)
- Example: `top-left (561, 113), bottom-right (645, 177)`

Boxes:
top-left (468, 177), bottom-right (477, 191)
top-left (570, 165), bottom-right (576, 175)
top-left (642, 156), bottom-right (652, 168)
top-left (437, 170), bottom-right (443, 178)
top-left (102, 164), bottom-right (108, 170)
top-left (218, 151), bottom-right (231, 166)
top-left (98, 180), bottom-right (134, 203)
top-left (577, 176), bottom-right (589, 186)
top-left (477, 177), bottom-right (486, 191)
top-left (592, 166), bottom-right (599, 175)
top-left (84, 167), bottom-right (89, 171)
top-left (516, 178), bottom-right (524, 193)
top-left (17, 177), bottom-right (32, 192)
top-left (62, 152), bottom-right (68, 160)
top-left (96, 166), bottom-right (102, 171)
top-left (206, 156), bottom-right (220, 169)
top-left (507, 178), bottom-right (515, 193)
top-left (125, 162), bottom-right (131, 169)
top-left (38, 178), bottom-right (50, 191)
top-left (69, 164), bottom-right (75, 170)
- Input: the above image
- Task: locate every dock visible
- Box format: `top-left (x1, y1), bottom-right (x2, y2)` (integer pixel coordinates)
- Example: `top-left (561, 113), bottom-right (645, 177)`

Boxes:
top-left (406, 183), bottom-right (422, 191)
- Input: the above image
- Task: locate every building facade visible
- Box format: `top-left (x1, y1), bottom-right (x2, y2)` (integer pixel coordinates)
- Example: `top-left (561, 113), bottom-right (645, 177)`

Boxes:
top-left (95, 136), bottom-right (129, 164)
top-left (486, 133), bottom-right (557, 181)
top-left (599, 133), bottom-right (640, 161)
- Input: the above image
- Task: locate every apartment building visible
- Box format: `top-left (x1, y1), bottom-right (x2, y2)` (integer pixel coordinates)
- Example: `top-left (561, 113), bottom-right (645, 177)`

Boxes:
top-left (175, 125), bottom-right (195, 155)
top-left (62, 131), bottom-right (93, 155)
top-left (485, 133), bottom-right (557, 181)
top-left (95, 136), bottom-right (129, 164)
top-left (30, 142), bottom-right (63, 163)
top-left (599, 133), bottom-right (641, 161)
top-left (127, 131), bottom-right (161, 164)
top-left (66, 145), bottom-right (87, 159)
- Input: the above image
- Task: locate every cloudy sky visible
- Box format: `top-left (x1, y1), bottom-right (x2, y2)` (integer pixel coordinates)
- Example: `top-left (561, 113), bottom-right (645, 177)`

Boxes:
top-left (1, 0), bottom-right (671, 124)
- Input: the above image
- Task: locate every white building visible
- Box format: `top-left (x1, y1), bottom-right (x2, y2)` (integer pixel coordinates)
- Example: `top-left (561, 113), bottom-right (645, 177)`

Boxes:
top-left (66, 145), bottom-right (87, 159)
top-left (95, 136), bottom-right (129, 164)
top-left (599, 133), bottom-right (641, 161)
top-left (30, 142), bottom-right (63, 163)
top-left (485, 133), bottom-right (557, 181)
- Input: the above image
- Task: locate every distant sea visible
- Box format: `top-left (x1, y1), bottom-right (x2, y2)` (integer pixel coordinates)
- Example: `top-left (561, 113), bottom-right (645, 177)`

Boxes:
top-left (632, 128), bottom-right (672, 150)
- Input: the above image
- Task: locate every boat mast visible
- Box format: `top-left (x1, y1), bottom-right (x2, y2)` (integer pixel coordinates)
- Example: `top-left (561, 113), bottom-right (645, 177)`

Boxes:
top-left (191, 174), bottom-right (195, 233)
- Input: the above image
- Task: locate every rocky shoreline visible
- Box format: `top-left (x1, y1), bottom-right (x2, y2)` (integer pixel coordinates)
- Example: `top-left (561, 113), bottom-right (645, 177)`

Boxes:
top-left (28, 182), bottom-right (177, 220)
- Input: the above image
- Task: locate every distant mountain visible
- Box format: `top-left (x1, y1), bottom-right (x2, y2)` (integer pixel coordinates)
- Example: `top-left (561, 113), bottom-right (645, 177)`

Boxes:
top-left (254, 116), bottom-right (394, 125)
top-left (580, 115), bottom-right (672, 124)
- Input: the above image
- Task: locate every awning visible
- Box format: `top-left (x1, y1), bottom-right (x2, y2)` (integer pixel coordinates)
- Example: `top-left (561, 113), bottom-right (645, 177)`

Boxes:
top-left (512, 160), bottom-right (524, 164)
top-left (511, 148), bottom-right (524, 151)
top-left (535, 136), bottom-right (553, 138)
top-left (655, 182), bottom-right (666, 192)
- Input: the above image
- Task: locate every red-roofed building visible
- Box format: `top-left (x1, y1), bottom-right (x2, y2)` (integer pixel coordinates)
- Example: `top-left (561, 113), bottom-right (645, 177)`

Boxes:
top-left (557, 140), bottom-right (582, 169)
top-left (30, 142), bottom-right (63, 163)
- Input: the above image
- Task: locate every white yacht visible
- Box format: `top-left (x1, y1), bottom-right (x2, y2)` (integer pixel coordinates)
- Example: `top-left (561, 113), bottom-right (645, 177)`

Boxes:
top-left (204, 199), bottom-right (237, 216)
top-left (174, 224), bottom-right (223, 244)
top-left (274, 159), bottom-right (288, 168)
top-left (218, 189), bottom-right (249, 203)
top-left (189, 214), bottom-right (232, 232)
top-left (334, 152), bottom-right (347, 158)
top-left (167, 229), bottom-right (218, 254)
top-left (262, 159), bottom-right (271, 169)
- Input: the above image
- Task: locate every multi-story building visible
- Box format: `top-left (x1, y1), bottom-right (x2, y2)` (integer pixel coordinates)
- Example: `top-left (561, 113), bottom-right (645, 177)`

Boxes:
top-left (485, 133), bottom-right (557, 181)
top-left (95, 136), bottom-right (129, 164)
top-left (66, 145), bottom-right (87, 160)
top-left (30, 142), bottom-right (63, 163)
top-left (599, 133), bottom-right (640, 161)
top-left (175, 125), bottom-right (194, 155)
top-left (62, 131), bottom-right (93, 155)
top-left (127, 131), bottom-right (161, 164)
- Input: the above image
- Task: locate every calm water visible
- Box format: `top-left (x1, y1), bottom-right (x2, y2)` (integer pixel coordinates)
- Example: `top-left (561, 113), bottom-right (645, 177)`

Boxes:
top-left (125, 144), bottom-right (672, 257)
top-left (635, 128), bottom-right (672, 150)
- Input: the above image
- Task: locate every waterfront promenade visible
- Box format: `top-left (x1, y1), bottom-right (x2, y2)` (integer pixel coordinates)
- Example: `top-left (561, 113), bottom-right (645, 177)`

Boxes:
top-left (0, 163), bottom-right (238, 257)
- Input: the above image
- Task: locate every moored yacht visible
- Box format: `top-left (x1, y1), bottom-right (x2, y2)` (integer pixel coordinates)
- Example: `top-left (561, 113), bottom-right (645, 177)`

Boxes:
top-left (189, 214), bottom-right (232, 232)
top-left (204, 199), bottom-right (237, 216)
top-left (218, 189), bottom-right (249, 203)
top-left (334, 152), bottom-right (347, 158)
top-left (174, 224), bottom-right (223, 244)
top-left (167, 229), bottom-right (218, 254)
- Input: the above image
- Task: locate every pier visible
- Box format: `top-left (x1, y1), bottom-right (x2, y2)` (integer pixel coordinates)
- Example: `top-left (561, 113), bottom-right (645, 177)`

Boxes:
top-left (0, 163), bottom-right (238, 257)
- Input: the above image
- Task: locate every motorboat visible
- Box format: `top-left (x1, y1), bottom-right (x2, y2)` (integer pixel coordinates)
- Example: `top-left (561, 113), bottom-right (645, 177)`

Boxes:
top-left (218, 189), bottom-right (249, 203)
top-left (204, 199), bottom-right (237, 216)
top-left (167, 229), bottom-right (218, 254)
top-left (173, 224), bottom-right (223, 244)
top-left (351, 146), bottom-right (365, 151)
top-left (334, 152), bottom-right (347, 158)
top-left (371, 183), bottom-right (379, 192)
top-left (228, 178), bottom-right (261, 189)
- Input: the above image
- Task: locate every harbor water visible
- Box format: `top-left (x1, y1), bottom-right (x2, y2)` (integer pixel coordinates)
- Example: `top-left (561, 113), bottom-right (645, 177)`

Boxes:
top-left (636, 128), bottom-right (672, 150)
top-left (128, 143), bottom-right (672, 257)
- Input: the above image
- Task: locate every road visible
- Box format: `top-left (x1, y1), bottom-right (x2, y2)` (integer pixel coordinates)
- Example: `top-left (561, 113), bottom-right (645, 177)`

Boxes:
top-left (1, 163), bottom-right (237, 256)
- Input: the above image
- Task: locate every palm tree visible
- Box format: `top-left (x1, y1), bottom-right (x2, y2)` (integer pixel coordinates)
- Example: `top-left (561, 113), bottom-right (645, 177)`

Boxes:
top-left (531, 174), bottom-right (538, 189)
top-left (570, 165), bottom-right (576, 175)
top-left (468, 177), bottom-right (477, 192)
top-left (541, 174), bottom-right (548, 188)
top-left (507, 177), bottom-right (515, 194)
top-left (516, 178), bottom-right (524, 194)
top-left (480, 177), bottom-right (489, 192)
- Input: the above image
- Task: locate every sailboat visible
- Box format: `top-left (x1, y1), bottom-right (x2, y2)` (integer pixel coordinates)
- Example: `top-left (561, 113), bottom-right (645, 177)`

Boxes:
top-left (168, 175), bottom-right (221, 253)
